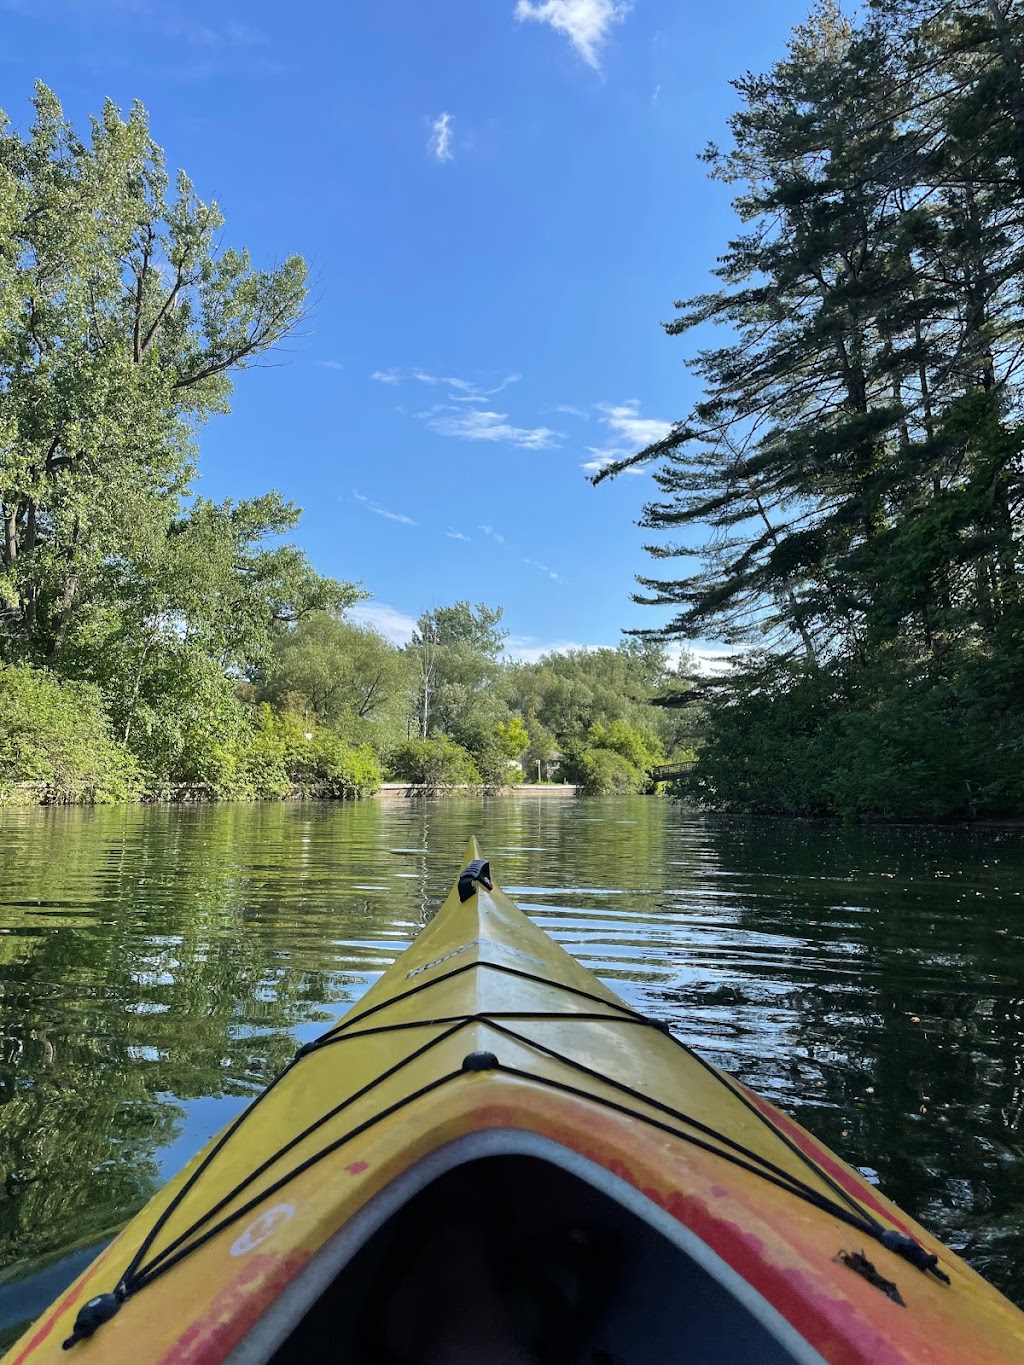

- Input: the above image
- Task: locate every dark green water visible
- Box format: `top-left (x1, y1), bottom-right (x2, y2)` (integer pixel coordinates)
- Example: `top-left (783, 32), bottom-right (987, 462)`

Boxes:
top-left (0, 796), bottom-right (1022, 1329)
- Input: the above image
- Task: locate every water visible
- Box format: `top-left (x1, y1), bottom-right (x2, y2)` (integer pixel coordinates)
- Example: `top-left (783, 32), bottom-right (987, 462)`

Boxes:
top-left (0, 797), bottom-right (1022, 1331)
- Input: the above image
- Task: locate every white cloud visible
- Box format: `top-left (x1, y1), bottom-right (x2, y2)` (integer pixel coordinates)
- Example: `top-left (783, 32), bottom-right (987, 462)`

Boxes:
top-left (446, 530), bottom-right (471, 541)
top-left (514, 0), bottom-right (628, 69)
top-left (556, 404), bottom-right (589, 419)
top-left (504, 636), bottom-right (608, 663)
top-left (373, 369), bottom-right (521, 403)
top-left (478, 525), bottom-right (505, 544)
top-left (352, 490), bottom-right (416, 525)
top-left (429, 111), bottom-right (454, 162)
top-left (523, 557), bottom-right (564, 583)
top-left (581, 400), bottom-right (673, 473)
top-left (581, 449), bottom-right (632, 475)
top-left (598, 400), bottom-right (674, 448)
top-left (319, 360), bottom-right (344, 370)
top-left (412, 371), bottom-right (520, 401)
top-left (425, 406), bottom-right (560, 449)
top-left (348, 603), bottom-right (418, 646)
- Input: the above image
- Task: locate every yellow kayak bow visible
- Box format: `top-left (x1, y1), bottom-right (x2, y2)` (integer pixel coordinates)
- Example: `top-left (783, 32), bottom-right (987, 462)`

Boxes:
top-left (7, 839), bottom-right (1024, 1364)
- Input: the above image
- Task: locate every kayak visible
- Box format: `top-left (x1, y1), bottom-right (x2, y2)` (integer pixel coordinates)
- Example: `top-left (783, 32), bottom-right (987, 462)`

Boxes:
top-left (7, 839), bottom-right (1024, 1364)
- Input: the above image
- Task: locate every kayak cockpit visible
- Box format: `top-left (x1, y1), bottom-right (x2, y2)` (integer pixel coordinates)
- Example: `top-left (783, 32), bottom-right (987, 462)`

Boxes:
top-left (230, 1134), bottom-right (821, 1365)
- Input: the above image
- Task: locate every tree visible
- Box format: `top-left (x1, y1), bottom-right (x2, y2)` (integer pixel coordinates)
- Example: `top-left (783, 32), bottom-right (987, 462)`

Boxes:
top-left (0, 84), bottom-right (360, 796)
top-left (594, 0), bottom-right (1024, 818)
top-left (510, 641), bottom-right (679, 749)
top-left (408, 601), bottom-right (507, 740)
top-left (259, 612), bottom-right (411, 745)
top-left (0, 85), bottom-right (322, 665)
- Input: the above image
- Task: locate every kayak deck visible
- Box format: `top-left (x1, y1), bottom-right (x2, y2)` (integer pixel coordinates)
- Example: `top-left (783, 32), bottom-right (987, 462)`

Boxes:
top-left (7, 840), bottom-right (1024, 1364)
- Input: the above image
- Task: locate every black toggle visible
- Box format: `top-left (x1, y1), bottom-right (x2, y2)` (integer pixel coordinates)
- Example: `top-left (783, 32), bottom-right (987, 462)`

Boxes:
top-left (880, 1230), bottom-right (950, 1283)
top-left (462, 1051), bottom-right (499, 1072)
top-left (458, 859), bottom-right (493, 902)
top-left (62, 1291), bottom-right (124, 1349)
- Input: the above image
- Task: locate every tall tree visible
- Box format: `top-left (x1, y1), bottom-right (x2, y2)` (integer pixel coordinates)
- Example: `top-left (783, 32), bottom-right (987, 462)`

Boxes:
top-left (408, 601), bottom-right (506, 740)
top-left (0, 85), bottom-right (316, 664)
top-left (597, 0), bottom-right (1024, 663)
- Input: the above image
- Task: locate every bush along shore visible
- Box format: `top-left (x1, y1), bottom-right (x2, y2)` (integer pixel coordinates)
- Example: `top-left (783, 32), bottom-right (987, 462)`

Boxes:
top-left (0, 626), bottom-right (696, 805)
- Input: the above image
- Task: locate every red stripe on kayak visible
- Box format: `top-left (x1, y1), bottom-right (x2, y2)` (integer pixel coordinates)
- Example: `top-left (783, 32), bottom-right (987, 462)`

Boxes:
top-left (740, 1087), bottom-right (921, 1239)
top-left (158, 1249), bottom-right (309, 1365)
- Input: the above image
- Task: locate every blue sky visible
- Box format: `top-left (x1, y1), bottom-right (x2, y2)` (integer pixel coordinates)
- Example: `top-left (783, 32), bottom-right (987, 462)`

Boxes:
top-left (1, 0), bottom-right (809, 661)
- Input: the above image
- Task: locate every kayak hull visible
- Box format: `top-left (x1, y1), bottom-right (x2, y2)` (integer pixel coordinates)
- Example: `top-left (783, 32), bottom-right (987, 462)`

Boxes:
top-left (7, 841), bottom-right (1024, 1364)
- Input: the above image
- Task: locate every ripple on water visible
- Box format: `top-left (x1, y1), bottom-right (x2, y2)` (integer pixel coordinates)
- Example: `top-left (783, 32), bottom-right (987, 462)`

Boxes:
top-left (0, 798), bottom-right (1021, 1321)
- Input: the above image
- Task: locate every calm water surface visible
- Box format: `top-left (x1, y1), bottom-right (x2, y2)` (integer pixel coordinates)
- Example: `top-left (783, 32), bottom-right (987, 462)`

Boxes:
top-left (0, 796), bottom-right (1022, 1330)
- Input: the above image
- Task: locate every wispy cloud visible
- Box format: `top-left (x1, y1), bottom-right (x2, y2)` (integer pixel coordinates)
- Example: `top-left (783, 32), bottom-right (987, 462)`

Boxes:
top-left (425, 406), bottom-right (560, 450)
top-left (165, 15), bottom-right (269, 48)
top-left (3, 1), bottom-right (271, 53)
top-left (372, 369), bottom-right (520, 402)
top-left (352, 490), bottom-right (416, 525)
top-left (523, 558), bottom-right (564, 583)
top-left (446, 530), bottom-right (471, 542)
top-left (429, 112), bottom-right (454, 163)
top-left (478, 525), bottom-right (505, 544)
top-left (319, 360), bottom-right (344, 370)
top-left (581, 400), bottom-right (673, 473)
top-left (412, 371), bottom-right (520, 401)
top-left (556, 404), bottom-right (589, 419)
top-left (514, 0), bottom-right (628, 69)
top-left (348, 603), bottom-right (418, 645)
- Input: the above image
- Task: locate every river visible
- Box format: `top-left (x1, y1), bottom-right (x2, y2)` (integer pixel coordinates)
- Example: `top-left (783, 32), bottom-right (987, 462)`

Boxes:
top-left (0, 795), bottom-right (1021, 1338)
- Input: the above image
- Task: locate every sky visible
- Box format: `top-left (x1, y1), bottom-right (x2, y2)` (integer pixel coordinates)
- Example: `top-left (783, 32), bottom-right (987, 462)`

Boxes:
top-left (1, 0), bottom-right (811, 662)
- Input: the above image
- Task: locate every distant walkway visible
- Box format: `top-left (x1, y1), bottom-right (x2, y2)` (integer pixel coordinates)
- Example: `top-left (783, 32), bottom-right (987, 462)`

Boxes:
top-left (376, 783), bottom-right (576, 799)
top-left (650, 761), bottom-right (697, 783)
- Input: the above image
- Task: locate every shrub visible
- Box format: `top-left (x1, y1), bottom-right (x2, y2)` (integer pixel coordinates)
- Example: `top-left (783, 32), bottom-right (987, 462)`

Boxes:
top-left (0, 664), bottom-right (138, 803)
top-left (472, 740), bottom-right (525, 792)
top-left (388, 737), bottom-right (481, 792)
top-left (307, 734), bottom-right (381, 798)
top-left (571, 747), bottom-right (647, 796)
top-left (586, 718), bottom-right (664, 771)
top-left (238, 707), bottom-right (381, 799)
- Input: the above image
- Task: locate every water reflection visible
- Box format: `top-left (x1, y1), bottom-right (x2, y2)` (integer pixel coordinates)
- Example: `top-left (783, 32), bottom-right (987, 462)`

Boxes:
top-left (0, 799), bottom-right (1021, 1320)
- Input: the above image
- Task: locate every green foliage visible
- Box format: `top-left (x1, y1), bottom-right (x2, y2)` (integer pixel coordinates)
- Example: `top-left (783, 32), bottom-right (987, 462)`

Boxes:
top-left (0, 85), bottom-right (337, 666)
top-left (598, 0), bottom-right (1024, 820)
top-left (212, 706), bottom-right (382, 801)
top-left (586, 718), bottom-right (664, 772)
top-left (570, 748), bottom-right (647, 796)
top-left (509, 640), bottom-right (689, 757)
top-left (408, 601), bottom-right (508, 741)
top-left (388, 737), bottom-right (481, 792)
top-left (259, 613), bottom-right (411, 749)
top-left (0, 664), bottom-right (137, 802)
top-left (0, 85), bottom-right (360, 802)
top-left (685, 651), bottom-right (1024, 820)
top-left (495, 715), bottom-right (530, 758)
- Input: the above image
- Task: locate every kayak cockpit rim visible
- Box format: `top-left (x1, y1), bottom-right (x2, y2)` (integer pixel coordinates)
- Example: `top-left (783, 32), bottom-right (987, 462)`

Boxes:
top-left (224, 1129), bottom-right (828, 1365)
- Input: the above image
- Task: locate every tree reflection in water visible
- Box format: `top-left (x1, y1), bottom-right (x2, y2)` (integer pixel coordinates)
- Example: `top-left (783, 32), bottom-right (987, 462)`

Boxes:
top-left (0, 801), bottom-right (1020, 1310)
